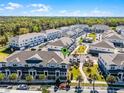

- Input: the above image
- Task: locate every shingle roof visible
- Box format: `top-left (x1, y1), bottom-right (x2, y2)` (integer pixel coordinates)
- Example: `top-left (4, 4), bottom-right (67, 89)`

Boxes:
top-left (48, 37), bottom-right (74, 47)
top-left (10, 33), bottom-right (46, 42)
top-left (91, 40), bottom-right (115, 49)
top-left (44, 29), bottom-right (60, 34)
top-left (92, 25), bottom-right (109, 30)
top-left (106, 33), bottom-right (124, 40)
top-left (99, 53), bottom-right (124, 66)
top-left (6, 51), bottom-right (63, 65)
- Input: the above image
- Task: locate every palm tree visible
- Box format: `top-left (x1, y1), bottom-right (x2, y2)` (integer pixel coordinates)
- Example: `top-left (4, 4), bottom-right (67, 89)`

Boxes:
top-left (91, 74), bottom-right (97, 92)
top-left (9, 73), bottom-right (18, 81)
top-left (106, 75), bottom-right (116, 84)
top-left (25, 75), bottom-right (33, 82)
top-left (55, 78), bottom-right (61, 87)
top-left (106, 75), bottom-right (116, 92)
top-left (79, 37), bottom-right (83, 45)
top-left (76, 75), bottom-right (83, 88)
top-left (0, 73), bottom-right (5, 81)
top-left (39, 74), bottom-right (46, 80)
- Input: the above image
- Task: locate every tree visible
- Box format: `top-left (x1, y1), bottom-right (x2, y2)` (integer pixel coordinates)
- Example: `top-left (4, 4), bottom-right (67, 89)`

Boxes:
top-left (32, 25), bottom-right (40, 32)
top-left (25, 75), bottom-right (33, 82)
top-left (0, 73), bottom-right (5, 81)
top-left (90, 74), bottom-right (97, 91)
top-left (106, 75), bottom-right (116, 93)
top-left (39, 74), bottom-right (46, 80)
top-left (66, 79), bottom-right (71, 86)
top-left (76, 75), bottom-right (83, 87)
top-left (106, 75), bottom-right (116, 84)
top-left (55, 78), bottom-right (61, 87)
top-left (86, 67), bottom-right (91, 73)
top-left (79, 37), bottom-right (83, 45)
top-left (9, 73), bottom-right (18, 80)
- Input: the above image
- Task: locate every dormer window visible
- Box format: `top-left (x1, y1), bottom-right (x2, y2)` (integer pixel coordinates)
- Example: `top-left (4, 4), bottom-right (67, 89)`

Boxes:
top-left (111, 66), bottom-right (115, 70)
top-left (13, 64), bottom-right (17, 67)
top-left (2, 64), bottom-right (6, 67)
top-left (25, 64), bottom-right (28, 67)
top-left (26, 54), bottom-right (43, 64)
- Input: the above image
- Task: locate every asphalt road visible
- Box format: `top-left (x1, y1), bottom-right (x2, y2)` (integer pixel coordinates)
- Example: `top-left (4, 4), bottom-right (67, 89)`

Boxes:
top-left (48, 86), bottom-right (124, 93)
top-left (0, 88), bottom-right (41, 93)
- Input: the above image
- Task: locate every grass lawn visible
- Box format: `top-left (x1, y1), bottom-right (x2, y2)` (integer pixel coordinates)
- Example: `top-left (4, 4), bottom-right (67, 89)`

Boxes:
top-left (87, 33), bottom-right (96, 41)
top-left (0, 47), bottom-right (10, 62)
top-left (70, 82), bottom-right (108, 87)
top-left (74, 45), bottom-right (87, 54)
top-left (83, 64), bottom-right (105, 81)
top-left (68, 66), bottom-right (81, 80)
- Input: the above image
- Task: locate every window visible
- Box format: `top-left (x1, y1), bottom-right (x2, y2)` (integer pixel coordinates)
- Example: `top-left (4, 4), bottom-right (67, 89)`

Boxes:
top-left (45, 72), bottom-right (48, 76)
top-left (13, 64), bottom-right (17, 67)
top-left (62, 65), bottom-right (66, 68)
top-left (111, 66), bottom-right (115, 70)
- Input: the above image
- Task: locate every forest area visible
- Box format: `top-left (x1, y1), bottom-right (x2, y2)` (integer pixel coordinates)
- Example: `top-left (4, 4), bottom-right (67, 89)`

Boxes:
top-left (0, 17), bottom-right (124, 46)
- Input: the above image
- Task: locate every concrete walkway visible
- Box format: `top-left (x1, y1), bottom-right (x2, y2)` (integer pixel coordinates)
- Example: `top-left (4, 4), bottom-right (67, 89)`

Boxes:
top-left (79, 62), bottom-right (89, 83)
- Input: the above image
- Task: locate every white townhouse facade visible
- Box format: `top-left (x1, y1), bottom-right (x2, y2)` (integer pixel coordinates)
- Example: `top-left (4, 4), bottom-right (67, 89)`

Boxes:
top-left (9, 33), bottom-right (46, 50)
top-left (44, 29), bottom-right (62, 41)
top-left (92, 24), bottom-right (110, 33)
top-left (89, 40), bottom-right (115, 56)
top-left (0, 51), bottom-right (67, 83)
top-left (98, 53), bottom-right (124, 82)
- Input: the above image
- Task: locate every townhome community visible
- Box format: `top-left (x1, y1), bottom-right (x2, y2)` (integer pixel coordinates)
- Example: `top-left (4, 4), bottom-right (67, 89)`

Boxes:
top-left (1, 24), bottom-right (124, 87)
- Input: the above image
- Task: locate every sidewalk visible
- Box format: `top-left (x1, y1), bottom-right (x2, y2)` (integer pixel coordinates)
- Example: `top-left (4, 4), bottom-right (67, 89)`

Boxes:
top-left (0, 88), bottom-right (41, 93)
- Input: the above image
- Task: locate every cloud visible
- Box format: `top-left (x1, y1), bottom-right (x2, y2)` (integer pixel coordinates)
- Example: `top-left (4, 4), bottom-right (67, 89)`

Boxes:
top-left (59, 10), bottom-right (81, 16)
top-left (58, 8), bottom-right (113, 17)
top-left (29, 4), bottom-right (51, 12)
top-left (82, 8), bottom-right (113, 17)
top-left (5, 2), bottom-right (22, 10)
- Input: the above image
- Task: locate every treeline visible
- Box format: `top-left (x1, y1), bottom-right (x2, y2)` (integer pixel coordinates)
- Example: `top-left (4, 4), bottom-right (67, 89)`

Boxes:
top-left (0, 16), bottom-right (124, 46)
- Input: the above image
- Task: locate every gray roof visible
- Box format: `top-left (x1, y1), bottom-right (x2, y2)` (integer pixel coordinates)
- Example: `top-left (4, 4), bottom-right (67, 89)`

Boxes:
top-left (99, 53), bottom-right (124, 66)
top-left (10, 33), bottom-right (46, 42)
top-left (106, 33), bottom-right (124, 40)
top-left (91, 40), bottom-right (115, 49)
top-left (43, 29), bottom-right (60, 34)
top-left (6, 51), bottom-right (63, 65)
top-left (48, 37), bottom-right (74, 47)
top-left (92, 25), bottom-right (109, 30)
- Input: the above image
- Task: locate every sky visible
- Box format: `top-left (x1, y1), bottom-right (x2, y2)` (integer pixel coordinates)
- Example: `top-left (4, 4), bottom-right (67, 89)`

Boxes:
top-left (0, 0), bottom-right (124, 17)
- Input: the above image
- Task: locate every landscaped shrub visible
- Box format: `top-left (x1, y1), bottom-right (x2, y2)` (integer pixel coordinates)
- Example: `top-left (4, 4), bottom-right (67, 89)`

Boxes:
top-left (83, 62), bottom-right (89, 67)
top-left (86, 67), bottom-right (91, 73)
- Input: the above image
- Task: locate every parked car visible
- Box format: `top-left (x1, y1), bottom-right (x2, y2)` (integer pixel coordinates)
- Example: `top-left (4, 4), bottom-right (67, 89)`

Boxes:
top-left (7, 86), bottom-right (13, 89)
top-left (17, 84), bottom-right (29, 90)
top-left (59, 83), bottom-right (66, 90)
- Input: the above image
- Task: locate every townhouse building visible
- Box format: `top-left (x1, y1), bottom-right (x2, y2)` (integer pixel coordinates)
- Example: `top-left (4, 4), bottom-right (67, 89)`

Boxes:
top-left (89, 40), bottom-right (115, 56)
top-left (92, 25), bottom-right (110, 33)
top-left (0, 51), bottom-right (67, 83)
top-left (98, 53), bottom-right (124, 82)
top-left (9, 33), bottom-right (46, 50)
top-left (44, 29), bottom-right (62, 41)
top-left (105, 32), bottom-right (124, 48)
top-left (116, 25), bottom-right (124, 36)
top-left (47, 37), bottom-right (76, 52)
